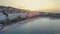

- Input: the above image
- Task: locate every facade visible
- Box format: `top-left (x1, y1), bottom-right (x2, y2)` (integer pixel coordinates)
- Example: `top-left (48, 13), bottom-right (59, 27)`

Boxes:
top-left (0, 13), bottom-right (7, 21)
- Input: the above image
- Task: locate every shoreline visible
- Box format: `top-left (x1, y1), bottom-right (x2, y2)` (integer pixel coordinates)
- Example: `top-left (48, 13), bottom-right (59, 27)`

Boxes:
top-left (1, 17), bottom-right (40, 33)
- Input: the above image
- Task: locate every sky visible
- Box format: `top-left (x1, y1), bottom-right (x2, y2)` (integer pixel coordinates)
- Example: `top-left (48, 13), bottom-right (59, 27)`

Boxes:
top-left (0, 0), bottom-right (60, 11)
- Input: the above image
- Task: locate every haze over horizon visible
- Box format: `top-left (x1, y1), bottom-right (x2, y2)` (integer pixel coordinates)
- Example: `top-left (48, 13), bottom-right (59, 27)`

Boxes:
top-left (0, 0), bottom-right (60, 11)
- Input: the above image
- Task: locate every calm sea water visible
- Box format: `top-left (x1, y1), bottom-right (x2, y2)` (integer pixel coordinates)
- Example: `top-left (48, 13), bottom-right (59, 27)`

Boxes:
top-left (5, 18), bottom-right (60, 34)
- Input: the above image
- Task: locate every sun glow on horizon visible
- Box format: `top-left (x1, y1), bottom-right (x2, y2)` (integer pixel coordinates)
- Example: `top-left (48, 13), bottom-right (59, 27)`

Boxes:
top-left (18, 0), bottom-right (54, 10)
top-left (0, 0), bottom-right (60, 11)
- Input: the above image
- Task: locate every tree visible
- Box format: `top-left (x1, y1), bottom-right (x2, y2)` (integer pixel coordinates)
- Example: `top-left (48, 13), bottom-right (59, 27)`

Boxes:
top-left (2, 10), bottom-right (9, 24)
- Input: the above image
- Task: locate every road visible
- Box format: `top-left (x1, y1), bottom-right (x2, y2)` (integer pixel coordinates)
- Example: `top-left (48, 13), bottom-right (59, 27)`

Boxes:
top-left (2, 17), bottom-right (60, 34)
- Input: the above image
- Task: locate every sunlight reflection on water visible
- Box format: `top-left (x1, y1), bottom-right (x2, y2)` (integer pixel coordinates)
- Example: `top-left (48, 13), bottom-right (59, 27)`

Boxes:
top-left (5, 18), bottom-right (60, 34)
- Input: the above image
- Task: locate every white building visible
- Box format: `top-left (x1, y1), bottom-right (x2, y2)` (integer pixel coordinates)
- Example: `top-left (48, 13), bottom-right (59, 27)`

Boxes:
top-left (8, 13), bottom-right (20, 20)
top-left (20, 13), bottom-right (28, 18)
top-left (0, 13), bottom-right (7, 21)
top-left (8, 13), bottom-right (28, 20)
